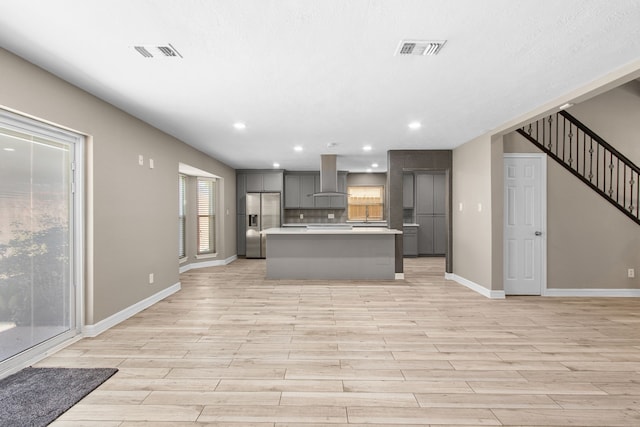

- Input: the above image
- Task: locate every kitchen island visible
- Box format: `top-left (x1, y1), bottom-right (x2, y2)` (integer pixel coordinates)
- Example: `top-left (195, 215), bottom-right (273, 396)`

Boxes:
top-left (261, 226), bottom-right (402, 280)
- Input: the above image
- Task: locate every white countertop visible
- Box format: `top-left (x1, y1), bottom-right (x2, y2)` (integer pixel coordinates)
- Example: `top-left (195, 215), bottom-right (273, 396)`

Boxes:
top-left (262, 227), bottom-right (402, 235)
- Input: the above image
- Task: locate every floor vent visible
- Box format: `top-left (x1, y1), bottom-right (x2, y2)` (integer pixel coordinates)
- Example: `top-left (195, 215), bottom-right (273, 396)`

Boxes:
top-left (396, 40), bottom-right (446, 56)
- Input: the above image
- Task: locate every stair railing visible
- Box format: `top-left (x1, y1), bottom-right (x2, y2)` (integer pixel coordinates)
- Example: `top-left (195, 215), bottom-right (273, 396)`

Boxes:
top-left (516, 110), bottom-right (639, 225)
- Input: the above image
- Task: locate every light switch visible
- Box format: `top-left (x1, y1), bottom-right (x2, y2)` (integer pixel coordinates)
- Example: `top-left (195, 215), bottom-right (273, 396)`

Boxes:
top-left (458, 202), bottom-right (463, 212)
top-left (149, 158), bottom-right (154, 169)
top-left (138, 154), bottom-right (144, 166)
top-left (477, 203), bottom-right (483, 212)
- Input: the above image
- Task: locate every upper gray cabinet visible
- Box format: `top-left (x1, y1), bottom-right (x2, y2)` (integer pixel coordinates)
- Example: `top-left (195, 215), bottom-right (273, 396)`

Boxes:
top-left (416, 173), bottom-right (435, 215)
top-left (284, 172), bottom-right (346, 209)
top-left (433, 173), bottom-right (446, 215)
top-left (284, 174), bottom-right (301, 208)
top-left (263, 173), bottom-right (284, 192)
top-left (284, 173), bottom-right (315, 209)
top-left (403, 173), bottom-right (414, 209)
top-left (243, 171), bottom-right (283, 193)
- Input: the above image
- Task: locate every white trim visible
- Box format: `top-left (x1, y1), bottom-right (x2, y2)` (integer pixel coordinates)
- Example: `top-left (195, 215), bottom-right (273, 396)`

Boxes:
top-left (0, 334), bottom-right (83, 380)
top-left (395, 273), bottom-right (405, 280)
top-left (195, 252), bottom-right (218, 260)
top-left (179, 255), bottom-right (237, 273)
top-left (446, 273), bottom-right (506, 299)
top-left (82, 282), bottom-right (181, 337)
top-left (503, 153), bottom-right (547, 296)
top-left (544, 288), bottom-right (640, 297)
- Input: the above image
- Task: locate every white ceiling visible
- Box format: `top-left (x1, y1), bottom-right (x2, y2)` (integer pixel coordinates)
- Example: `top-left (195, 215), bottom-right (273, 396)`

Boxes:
top-left (1, 1), bottom-right (639, 172)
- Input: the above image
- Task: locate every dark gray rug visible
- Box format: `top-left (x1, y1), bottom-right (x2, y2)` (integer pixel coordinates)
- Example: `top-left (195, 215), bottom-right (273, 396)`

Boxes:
top-left (0, 366), bottom-right (118, 426)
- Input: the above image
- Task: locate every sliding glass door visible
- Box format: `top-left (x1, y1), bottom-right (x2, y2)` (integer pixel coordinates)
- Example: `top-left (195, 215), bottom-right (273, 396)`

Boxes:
top-left (0, 111), bottom-right (80, 365)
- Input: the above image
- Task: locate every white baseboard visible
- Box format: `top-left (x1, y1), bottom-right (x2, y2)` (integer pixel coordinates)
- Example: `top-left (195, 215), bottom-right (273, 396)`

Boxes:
top-left (179, 254), bottom-right (237, 273)
top-left (544, 288), bottom-right (640, 297)
top-left (445, 273), bottom-right (506, 299)
top-left (82, 282), bottom-right (181, 337)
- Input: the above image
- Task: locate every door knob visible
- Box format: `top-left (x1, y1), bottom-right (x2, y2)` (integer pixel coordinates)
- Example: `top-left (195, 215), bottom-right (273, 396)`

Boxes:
top-left (535, 231), bottom-right (542, 236)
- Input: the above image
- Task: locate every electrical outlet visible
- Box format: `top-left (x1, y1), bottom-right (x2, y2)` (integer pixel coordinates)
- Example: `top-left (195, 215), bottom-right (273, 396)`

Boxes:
top-left (149, 273), bottom-right (154, 284)
top-left (299, 213), bottom-right (304, 219)
top-left (628, 268), bottom-right (635, 279)
top-left (328, 213), bottom-right (335, 219)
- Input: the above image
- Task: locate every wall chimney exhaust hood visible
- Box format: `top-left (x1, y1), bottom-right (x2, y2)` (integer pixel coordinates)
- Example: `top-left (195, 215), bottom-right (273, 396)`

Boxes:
top-left (313, 154), bottom-right (347, 197)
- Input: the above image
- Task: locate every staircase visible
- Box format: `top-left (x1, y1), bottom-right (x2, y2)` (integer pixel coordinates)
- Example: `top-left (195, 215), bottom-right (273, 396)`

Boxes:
top-left (516, 110), bottom-right (639, 225)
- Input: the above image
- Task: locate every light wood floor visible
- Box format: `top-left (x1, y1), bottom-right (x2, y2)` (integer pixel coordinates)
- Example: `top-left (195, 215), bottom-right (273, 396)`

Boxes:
top-left (41, 257), bottom-right (640, 426)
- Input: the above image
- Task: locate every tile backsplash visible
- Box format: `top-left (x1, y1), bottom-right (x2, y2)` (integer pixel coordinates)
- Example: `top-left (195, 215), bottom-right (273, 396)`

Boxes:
top-left (284, 209), bottom-right (348, 224)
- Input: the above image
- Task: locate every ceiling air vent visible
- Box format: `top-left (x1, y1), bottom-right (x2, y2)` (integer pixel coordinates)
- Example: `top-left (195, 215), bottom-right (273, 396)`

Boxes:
top-left (133, 44), bottom-right (183, 58)
top-left (396, 40), bottom-right (446, 56)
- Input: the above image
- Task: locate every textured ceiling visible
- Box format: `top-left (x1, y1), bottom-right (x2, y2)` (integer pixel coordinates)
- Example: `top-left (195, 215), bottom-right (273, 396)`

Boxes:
top-left (1, 0), bottom-right (639, 172)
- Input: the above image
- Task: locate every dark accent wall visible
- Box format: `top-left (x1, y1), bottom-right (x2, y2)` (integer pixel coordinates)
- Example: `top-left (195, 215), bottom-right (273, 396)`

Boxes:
top-left (387, 150), bottom-right (453, 274)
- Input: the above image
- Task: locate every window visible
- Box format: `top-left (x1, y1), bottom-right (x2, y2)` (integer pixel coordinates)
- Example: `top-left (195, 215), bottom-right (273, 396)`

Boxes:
top-left (178, 174), bottom-right (186, 259)
top-left (197, 178), bottom-right (216, 255)
top-left (347, 186), bottom-right (384, 221)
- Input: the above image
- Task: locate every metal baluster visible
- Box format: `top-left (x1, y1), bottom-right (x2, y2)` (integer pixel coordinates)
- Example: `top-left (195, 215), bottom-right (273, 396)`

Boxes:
top-left (568, 124), bottom-right (573, 168)
top-left (636, 173), bottom-right (640, 218)
top-left (616, 158), bottom-right (620, 204)
top-left (622, 164), bottom-right (626, 210)
top-left (588, 136), bottom-right (594, 182)
top-left (548, 116), bottom-right (553, 151)
top-left (582, 132), bottom-right (586, 177)
top-left (608, 151), bottom-right (614, 198)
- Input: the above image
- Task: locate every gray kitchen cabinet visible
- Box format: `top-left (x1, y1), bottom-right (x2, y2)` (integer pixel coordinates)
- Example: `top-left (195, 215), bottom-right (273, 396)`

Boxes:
top-left (284, 174), bottom-right (301, 208)
top-left (284, 172), bottom-right (346, 209)
top-left (416, 216), bottom-right (434, 255)
top-left (433, 173), bottom-right (446, 215)
top-left (416, 173), bottom-right (434, 215)
top-left (434, 216), bottom-right (447, 254)
top-left (263, 172), bottom-right (283, 192)
top-left (237, 213), bottom-right (246, 256)
top-left (284, 173), bottom-right (315, 208)
top-left (415, 172), bottom-right (446, 256)
top-left (403, 225), bottom-right (418, 257)
top-left (403, 173), bottom-right (414, 209)
top-left (300, 174), bottom-right (316, 208)
top-left (242, 171), bottom-right (283, 193)
top-left (245, 173), bottom-right (263, 192)
top-left (237, 173), bottom-right (246, 215)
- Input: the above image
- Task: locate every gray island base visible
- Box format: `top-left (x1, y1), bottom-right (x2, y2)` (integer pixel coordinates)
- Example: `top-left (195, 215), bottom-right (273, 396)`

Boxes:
top-left (262, 227), bottom-right (402, 280)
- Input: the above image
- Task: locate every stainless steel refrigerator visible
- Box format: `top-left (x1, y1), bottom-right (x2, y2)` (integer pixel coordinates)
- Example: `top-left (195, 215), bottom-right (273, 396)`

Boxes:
top-left (246, 192), bottom-right (281, 258)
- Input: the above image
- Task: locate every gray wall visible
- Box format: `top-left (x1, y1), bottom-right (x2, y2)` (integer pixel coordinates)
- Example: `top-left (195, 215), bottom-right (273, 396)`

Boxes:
top-left (451, 136), bottom-right (496, 290)
top-left (0, 48), bottom-right (236, 324)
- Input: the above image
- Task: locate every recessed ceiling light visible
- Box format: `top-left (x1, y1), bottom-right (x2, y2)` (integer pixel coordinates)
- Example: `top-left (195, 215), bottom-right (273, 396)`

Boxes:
top-left (273, 162), bottom-right (280, 168)
top-left (233, 122), bottom-right (246, 130)
top-left (3, 148), bottom-right (15, 152)
top-left (408, 121), bottom-right (422, 130)
top-left (294, 145), bottom-right (303, 152)
top-left (362, 145), bottom-right (372, 151)
top-left (371, 163), bottom-right (379, 168)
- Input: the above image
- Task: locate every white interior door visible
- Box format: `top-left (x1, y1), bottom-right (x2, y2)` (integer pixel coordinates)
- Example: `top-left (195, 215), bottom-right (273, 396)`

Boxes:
top-left (504, 155), bottom-right (546, 295)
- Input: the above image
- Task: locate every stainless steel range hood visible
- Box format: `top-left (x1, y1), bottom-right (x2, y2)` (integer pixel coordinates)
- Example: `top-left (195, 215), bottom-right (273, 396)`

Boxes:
top-left (313, 154), bottom-right (347, 197)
